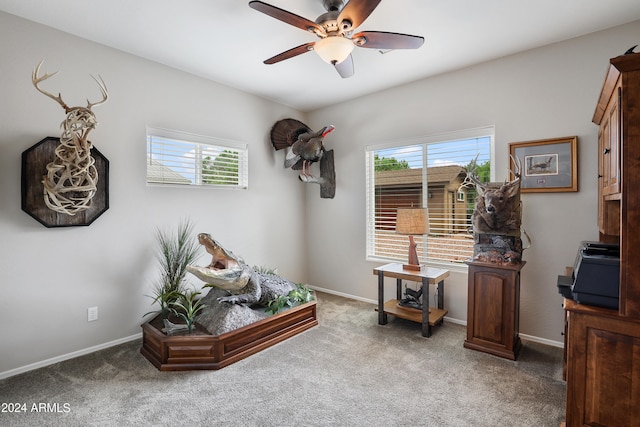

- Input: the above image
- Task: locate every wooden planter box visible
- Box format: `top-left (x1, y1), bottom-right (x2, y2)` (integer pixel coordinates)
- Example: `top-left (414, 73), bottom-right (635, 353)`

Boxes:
top-left (140, 300), bottom-right (317, 371)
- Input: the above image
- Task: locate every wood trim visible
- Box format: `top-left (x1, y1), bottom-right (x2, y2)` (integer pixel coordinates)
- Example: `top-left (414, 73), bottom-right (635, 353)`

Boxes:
top-left (620, 67), bottom-right (640, 318)
top-left (593, 64), bottom-right (621, 124)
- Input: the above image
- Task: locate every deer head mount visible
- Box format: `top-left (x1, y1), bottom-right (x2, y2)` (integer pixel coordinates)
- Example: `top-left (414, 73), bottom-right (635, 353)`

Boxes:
top-left (32, 61), bottom-right (108, 216)
top-left (468, 155), bottom-right (522, 236)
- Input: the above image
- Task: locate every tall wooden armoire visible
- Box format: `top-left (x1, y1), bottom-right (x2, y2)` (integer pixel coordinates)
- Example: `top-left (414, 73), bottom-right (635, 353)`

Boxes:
top-left (563, 52), bottom-right (640, 427)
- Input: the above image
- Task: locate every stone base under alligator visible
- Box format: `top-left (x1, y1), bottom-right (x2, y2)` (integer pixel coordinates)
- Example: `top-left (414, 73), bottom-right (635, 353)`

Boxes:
top-left (194, 287), bottom-right (271, 335)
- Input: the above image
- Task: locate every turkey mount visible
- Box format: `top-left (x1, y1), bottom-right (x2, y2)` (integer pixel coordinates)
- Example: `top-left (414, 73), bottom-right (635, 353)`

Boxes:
top-left (270, 118), bottom-right (336, 198)
top-left (249, 0), bottom-right (424, 78)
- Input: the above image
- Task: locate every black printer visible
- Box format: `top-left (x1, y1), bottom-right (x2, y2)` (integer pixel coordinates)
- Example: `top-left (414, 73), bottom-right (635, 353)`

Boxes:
top-left (557, 241), bottom-right (620, 310)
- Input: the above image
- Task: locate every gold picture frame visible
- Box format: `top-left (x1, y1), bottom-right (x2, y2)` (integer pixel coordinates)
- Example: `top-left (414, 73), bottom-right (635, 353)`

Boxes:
top-left (509, 136), bottom-right (578, 193)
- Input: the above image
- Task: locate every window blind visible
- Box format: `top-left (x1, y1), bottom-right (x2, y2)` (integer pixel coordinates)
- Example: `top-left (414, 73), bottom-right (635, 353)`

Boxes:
top-left (146, 127), bottom-right (248, 189)
top-left (366, 127), bottom-right (493, 266)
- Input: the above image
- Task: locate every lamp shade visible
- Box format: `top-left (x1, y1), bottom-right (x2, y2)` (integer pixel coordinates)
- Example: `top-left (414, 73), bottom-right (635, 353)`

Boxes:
top-left (396, 208), bottom-right (428, 271)
top-left (314, 36), bottom-right (354, 64)
top-left (396, 208), bottom-right (429, 235)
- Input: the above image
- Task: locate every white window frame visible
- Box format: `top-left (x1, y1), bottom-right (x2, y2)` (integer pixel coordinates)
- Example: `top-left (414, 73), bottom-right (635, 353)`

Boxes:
top-left (365, 126), bottom-right (495, 271)
top-left (146, 126), bottom-right (248, 189)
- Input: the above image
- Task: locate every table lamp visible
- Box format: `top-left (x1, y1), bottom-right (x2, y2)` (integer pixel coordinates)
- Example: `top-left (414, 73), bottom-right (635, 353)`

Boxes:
top-left (396, 208), bottom-right (429, 271)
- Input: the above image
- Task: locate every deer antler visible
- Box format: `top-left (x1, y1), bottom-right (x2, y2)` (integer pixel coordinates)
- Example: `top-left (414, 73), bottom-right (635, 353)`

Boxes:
top-left (32, 60), bottom-right (109, 216)
top-left (509, 154), bottom-right (521, 180)
top-left (32, 60), bottom-right (70, 112)
top-left (86, 74), bottom-right (108, 109)
top-left (468, 171), bottom-right (489, 191)
top-left (460, 153), bottom-right (489, 192)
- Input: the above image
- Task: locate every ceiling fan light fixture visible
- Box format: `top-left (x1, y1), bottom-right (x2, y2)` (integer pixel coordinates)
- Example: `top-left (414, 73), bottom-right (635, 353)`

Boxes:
top-left (314, 36), bottom-right (354, 64)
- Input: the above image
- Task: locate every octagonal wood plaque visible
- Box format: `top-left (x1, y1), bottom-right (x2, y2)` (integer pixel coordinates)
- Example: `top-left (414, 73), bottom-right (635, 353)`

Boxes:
top-left (21, 137), bottom-right (109, 227)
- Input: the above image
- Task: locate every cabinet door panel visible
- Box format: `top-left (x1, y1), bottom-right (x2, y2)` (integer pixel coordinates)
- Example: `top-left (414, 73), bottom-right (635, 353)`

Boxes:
top-left (607, 88), bottom-right (620, 194)
top-left (598, 128), bottom-right (605, 232)
top-left (471, 272), bottom-right (505, 343)
top-left (602, 114), bottom-right (612, 195)
top-left (567, 312), bottom-right (640, 427)
top-left (584, 329), bottom-right (640, 426)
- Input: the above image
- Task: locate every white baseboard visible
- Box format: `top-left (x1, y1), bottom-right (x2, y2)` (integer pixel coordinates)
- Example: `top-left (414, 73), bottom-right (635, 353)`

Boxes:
top-left (519, 333), bottom-right (563, 348)
top-left (309, 285), bottom-right (564, 348)
top-left (0, 333), bottom-right (142, 380)
top-left (310, 285), bottom-right (378, 305)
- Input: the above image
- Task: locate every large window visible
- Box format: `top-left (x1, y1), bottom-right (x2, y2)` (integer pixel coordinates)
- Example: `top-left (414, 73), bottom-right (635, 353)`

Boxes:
top-left (146, 126), bottom-right (248, 188)
top-left (365, 127), bottom-right (494, 266)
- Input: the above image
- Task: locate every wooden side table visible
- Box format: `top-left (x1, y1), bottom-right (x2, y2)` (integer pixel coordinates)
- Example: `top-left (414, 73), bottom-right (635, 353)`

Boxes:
top-left (373, 263), bottom-right (450, 337)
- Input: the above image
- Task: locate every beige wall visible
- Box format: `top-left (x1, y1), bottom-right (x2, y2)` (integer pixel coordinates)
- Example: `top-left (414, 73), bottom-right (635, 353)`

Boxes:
top-left (306, 20), bottom-right (640, 344)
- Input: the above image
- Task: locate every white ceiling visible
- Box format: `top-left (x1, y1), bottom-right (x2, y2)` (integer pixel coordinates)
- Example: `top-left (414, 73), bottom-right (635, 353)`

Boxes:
top-left (2, 0), bottom-right (640, 112)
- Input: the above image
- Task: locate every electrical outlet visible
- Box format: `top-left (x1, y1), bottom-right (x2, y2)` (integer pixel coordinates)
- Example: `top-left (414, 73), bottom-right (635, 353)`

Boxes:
top-left (87, 306), bottom-right (98, 322)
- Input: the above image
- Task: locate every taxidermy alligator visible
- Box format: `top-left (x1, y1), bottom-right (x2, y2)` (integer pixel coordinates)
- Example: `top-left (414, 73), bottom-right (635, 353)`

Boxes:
top-left (186, 233), bottom-right (296, 306)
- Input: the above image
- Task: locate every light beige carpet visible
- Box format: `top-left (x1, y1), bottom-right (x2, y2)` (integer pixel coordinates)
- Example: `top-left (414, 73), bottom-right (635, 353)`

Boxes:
top-left (0, 291), bottom-right (566, 426)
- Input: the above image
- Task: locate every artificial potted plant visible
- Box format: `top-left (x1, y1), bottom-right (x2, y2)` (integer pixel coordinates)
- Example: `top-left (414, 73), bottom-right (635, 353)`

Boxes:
top-left (145, 219), bottom-right (200, 323)
top-left (170, 289), bottom-right (207, 333)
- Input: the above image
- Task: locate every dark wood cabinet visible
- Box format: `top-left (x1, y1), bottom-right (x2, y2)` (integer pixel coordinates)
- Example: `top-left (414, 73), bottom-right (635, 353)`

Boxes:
top-left (593, 52), bottom-right (640, 319)
top-left (564, 300), bottom-right (640, 426)
top-left (464, 261), bottom-right (524, 360)
top-left (564, 52), bottom-right (640, 427)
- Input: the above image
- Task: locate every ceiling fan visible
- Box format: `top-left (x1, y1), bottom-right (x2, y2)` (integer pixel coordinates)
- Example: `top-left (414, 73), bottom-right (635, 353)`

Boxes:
top-left (248, 0), bottom-right (425, 78)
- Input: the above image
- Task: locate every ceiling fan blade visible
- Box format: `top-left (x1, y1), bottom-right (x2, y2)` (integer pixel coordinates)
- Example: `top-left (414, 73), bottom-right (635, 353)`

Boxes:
top-left (353, 31), bottom-right (425, 49)
top-left (264, 42), bottom-right (315, 64)
top-left (338, 0), bottom-right (382, 30)
top-left (334, 54), bottom-right (354, 78)
top-left (249, 1), bottom-right (323, 33)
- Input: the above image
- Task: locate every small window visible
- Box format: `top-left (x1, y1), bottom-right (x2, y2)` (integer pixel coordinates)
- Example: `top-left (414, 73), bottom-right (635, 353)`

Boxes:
top-left (457, 189), bottom-right (465, 202)
top-left (146, 126), bottom-right (248, 188)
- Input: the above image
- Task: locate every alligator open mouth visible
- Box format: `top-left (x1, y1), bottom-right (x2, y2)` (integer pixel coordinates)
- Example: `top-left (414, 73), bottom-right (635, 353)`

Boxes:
top-left (209, 256), bottom-right (239, 272)
top-left (186, 234), bottom-right (251, 291)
